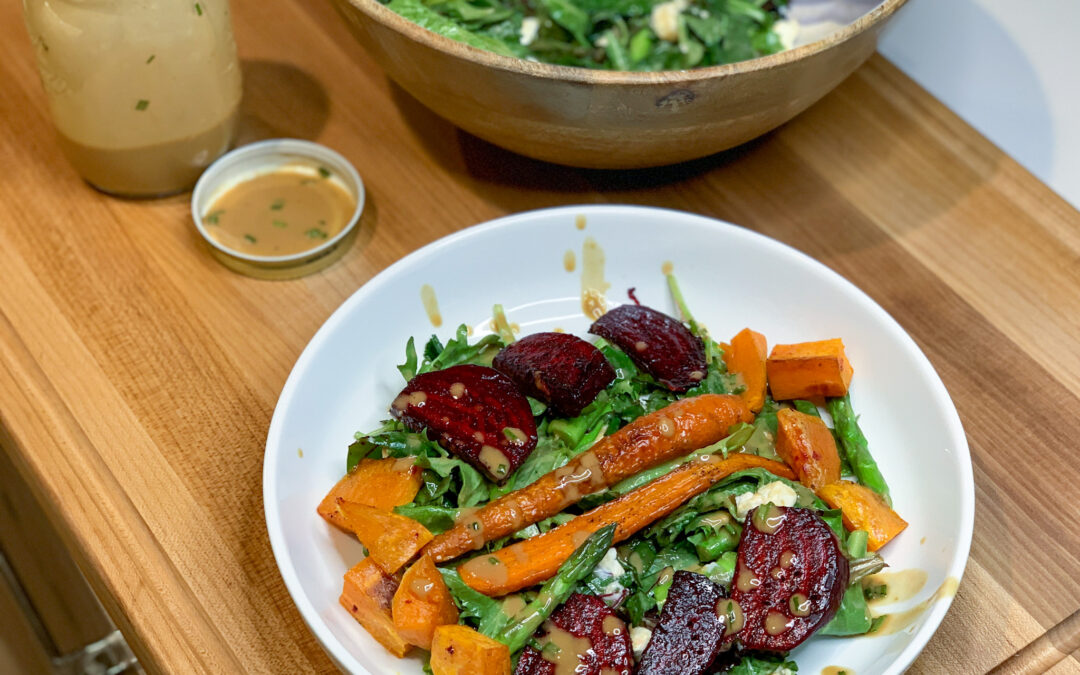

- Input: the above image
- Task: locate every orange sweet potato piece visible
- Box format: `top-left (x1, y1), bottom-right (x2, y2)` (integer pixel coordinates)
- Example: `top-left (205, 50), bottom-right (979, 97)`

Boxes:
top-left (336, 498), bottom-right (433, 574)
top-left (818, 480), bottom-right (908, 551)
top-left (775, 408), bottom-right (842, 490)
top-left (392, 556), bottom-right (460, 649)
top-left (340, 559), bottom-right (412, 658)
top-left (318, 458), bottom-right (423, 531)
top-left (430, 625), bottom-right (511, 675)
top-left (723, 328), bottom-right (768, 413)
top-left (766, 339), bottom-right (854, 400)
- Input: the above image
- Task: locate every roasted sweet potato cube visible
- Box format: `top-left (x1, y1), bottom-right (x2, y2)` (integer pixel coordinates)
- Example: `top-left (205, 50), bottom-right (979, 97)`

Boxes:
top-left (766, 339), bottom-right (854, 400)
top-left (340, 559), bottom-right (412, 658)
top-left (336, 499), bottom-right (433, 574)
top-left (392, 556), bottom-right (459, 649)
top-left (430, 625), bottom-right (511, 675)
top-left (318, 458), bottom-right (423, 531)
top-left (818, 480), bottom-right (908, 551)
top-left (776, 409), bottom-right (841, 490)
top-left (722, 328), bottom-right (768, 413)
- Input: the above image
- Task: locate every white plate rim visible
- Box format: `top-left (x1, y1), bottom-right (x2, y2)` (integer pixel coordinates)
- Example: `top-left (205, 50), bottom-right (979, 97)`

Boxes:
top-left (263, 204), bottom-right (975, 675)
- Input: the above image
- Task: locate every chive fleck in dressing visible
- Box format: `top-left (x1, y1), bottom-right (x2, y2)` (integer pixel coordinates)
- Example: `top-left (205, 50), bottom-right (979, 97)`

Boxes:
top-left (202, 164), bottom-right (356, 257)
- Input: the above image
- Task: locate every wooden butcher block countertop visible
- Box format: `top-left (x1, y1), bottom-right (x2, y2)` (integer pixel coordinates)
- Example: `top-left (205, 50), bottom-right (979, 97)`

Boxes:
top-left (1, 0), bottom-right (1078, 672)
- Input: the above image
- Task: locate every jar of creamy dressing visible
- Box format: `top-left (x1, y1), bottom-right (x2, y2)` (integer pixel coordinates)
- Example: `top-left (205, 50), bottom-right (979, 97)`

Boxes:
top-left (23, 0), bottom-right (242, 197)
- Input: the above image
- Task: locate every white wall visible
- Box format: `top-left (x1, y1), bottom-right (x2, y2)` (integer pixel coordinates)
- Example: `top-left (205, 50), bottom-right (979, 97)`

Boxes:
top-left (878, 0), bottom-right (1080, 208)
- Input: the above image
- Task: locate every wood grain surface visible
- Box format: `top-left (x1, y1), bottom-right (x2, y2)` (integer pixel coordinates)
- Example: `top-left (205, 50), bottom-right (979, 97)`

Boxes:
top-left (0, 576), bottom-right (52, 675)
top-left (0, 439), bottom-right (115, 654)
top-left (1, 0), bottom-right (1079, 673)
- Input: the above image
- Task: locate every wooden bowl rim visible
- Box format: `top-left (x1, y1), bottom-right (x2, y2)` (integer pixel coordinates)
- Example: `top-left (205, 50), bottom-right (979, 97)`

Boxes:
top-left (339, 0), bottom-right (908, 85)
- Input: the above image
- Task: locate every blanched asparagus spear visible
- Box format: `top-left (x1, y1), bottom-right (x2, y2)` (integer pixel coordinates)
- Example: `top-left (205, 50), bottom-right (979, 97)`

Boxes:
top-left (498, 523), bottom-right (616, 654)
top-left (827, 394), bottom-right (891, 505)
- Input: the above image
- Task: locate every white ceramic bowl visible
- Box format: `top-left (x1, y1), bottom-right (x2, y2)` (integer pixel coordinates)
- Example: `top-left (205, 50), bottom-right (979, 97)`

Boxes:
top-left (264, 205), bottom-right (974, 674)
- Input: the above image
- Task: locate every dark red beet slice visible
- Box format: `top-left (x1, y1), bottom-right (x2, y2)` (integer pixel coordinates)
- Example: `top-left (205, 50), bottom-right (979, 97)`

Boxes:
top-left (492, 332), bottom-right (615, 417)
top-left (636, 571), bottom-right (729, 675)
top-left (513, 593), bottom-right (633, 675)
top-left (588, 305), bottom-right (706, 392)
top-left (390, 364), bottom-right (537, 483)
top-left (730, 506), bottom-right (848, 652)
top-left (514, 647), bottom-right (555, 675)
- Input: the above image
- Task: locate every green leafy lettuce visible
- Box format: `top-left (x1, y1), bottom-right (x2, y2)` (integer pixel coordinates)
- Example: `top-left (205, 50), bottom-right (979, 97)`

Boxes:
top-left (383, 0), bottom-right (791, 70)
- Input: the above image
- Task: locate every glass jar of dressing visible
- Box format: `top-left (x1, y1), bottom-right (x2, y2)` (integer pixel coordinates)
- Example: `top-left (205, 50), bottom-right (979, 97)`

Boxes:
top-left (23, 0), bottom-right (242, 197)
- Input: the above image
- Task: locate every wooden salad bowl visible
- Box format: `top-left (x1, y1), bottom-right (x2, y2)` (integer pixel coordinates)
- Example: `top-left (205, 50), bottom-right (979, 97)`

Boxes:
top-left (331, 0), bottom-right (908, 168)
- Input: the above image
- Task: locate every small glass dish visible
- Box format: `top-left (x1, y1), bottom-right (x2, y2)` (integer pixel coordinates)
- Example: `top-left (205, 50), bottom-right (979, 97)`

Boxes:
top-left (191, 139), bottom-right (365, 279)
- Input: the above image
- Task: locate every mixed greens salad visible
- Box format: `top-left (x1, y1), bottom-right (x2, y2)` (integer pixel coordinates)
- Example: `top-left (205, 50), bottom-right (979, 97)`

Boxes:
top-left (384, 0), bottom-right (795, 70)
top-left (322, 278), bottom-right (905, 675)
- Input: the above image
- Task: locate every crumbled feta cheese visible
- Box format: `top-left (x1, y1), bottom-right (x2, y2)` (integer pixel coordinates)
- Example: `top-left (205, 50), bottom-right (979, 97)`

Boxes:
top-left (595, 547), bottom-right (625, 578)
top-left (649, 0), bottom-right (688, 43)
top-left (734, 481), bottom-right (798, 520)
top-left (772, 18), bottom-right (800, 50)
top-left (770, 667), bottom-right (796, 675)
top-left (519, 16), bottom-right (540, 46)
top-left (630, 626), bottom-right (653, 659)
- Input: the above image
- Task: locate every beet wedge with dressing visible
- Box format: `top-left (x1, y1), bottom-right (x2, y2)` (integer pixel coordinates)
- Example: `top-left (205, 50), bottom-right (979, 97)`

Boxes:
top-left (390, 364), bottom-right (537, 483)
top-left (422, 394), bottom-right (753, 564)
top-left (588, 304), bottom-right (706, 392)
top-left (493, 332), bottom-right (615, 417)
top-left (731, 505), bottom-right (848, 652)
top-left (513, 593), bottom-right (633, 675)
top-left (636, 571), bottom-right (730, 675)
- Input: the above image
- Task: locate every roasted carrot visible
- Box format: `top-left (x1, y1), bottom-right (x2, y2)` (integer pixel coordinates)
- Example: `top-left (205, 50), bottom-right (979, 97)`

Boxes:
top-left (775, 408), bottom-right (842, 490)
top-left (336, 499), bottom-right (433, 574)
top-left (723, 328), bottom-right (768, 413)
top-left (423, 394), bottom-right (753, 564)
top-left (818, 480), bottom-right (907, 551)
top-left (458, 454), bottom-right (794, 596)
top-left (766, 339), bottom-right (854, 400)
top-left (318, 458), bottom-right (423, 531)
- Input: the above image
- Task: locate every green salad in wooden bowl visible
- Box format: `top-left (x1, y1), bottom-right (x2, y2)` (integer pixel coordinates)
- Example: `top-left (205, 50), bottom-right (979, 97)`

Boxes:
top-left (384, 0), bottom-right (794, 71)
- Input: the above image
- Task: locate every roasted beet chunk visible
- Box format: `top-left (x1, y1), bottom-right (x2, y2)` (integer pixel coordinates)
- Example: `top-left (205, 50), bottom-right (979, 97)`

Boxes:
top-left (514, 593), bottom-right (633, 675)
top-left (636, 571), bottom-right (729, 675)
top-left (588, 305), bottom-right (706, 392)
top-left (493, 332), bottom-right (615, 417)
top-left (514, 648), bottom-right (556, 675)
top-left (731, 505), bottom-right (848, 652)
top-left (390, 364), bottom-right (537, 482)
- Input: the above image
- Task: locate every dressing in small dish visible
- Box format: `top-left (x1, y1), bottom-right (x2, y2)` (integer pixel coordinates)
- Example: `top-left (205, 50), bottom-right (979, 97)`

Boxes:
top-left (203, 164), bottom-right (356, 257)
top-left (192, 139), bottom-right (365, 280)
